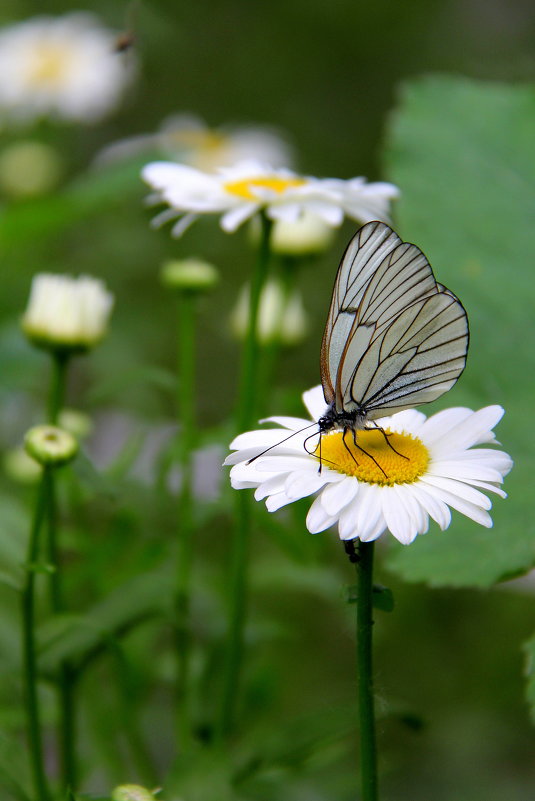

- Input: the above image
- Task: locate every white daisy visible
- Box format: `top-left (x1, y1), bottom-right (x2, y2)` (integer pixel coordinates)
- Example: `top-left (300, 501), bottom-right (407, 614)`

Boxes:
top-left (0, 13), bottom-right (134, 124)
top-left (224, 385), bottom-right (513, 545)
top-left (141, 159), bottom-right (399, 237)
top-left (22, 273), bottom-right (114, 352)
top-left (95, 112), bottom-right (293, 172)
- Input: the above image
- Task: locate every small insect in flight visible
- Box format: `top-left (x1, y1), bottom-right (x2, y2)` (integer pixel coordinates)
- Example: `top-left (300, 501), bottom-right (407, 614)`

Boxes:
top-left (318, 221), bottom-right (469, 461)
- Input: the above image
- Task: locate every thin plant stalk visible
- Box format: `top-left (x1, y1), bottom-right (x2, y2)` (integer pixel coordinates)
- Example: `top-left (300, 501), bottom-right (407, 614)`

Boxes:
top-left (174, 290), bottom-right (198, 751)
top-left (21, 471), bottom-right (52, 801)
top-left (257, 254), bottom-right (299, 413)
top-left (218, 213), bottom-right (273, 738)
top-left (353, 540), bottom-right (378, 801)
top-left (46, 350), bottom-right (77, 792)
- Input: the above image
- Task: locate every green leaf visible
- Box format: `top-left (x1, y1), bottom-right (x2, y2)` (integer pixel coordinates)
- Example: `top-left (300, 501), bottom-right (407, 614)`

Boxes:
top-left (523, 631), bottom-right (535, 724)
top-left (346, 583), bottom-right (394, 611)
top-left (383, 75), bottom-right (535, 588)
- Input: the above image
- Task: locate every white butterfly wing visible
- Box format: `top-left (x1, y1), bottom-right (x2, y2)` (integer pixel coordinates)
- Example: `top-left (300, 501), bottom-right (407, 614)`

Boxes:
top-left (321, 222), bottom-right (469, 418)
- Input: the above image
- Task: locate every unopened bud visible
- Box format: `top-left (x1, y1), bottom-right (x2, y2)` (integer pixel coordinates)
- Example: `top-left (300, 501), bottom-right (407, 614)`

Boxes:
top-left (160, 259), bottom-right (219, 293)
top-left (24, 425), bottom-right (78, 468)
top-left (111, 785), bottom-right (158, 801)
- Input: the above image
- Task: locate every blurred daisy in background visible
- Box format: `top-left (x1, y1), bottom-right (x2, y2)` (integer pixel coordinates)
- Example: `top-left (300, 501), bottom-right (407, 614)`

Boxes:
top-left (230, 277), bottom-right (308, 347)
top-left (0, 12), bottom-right (135, 124)
top-left (225, 385), bottom-right (512, 546)
top-left (142, 159), bottom-right (399, 236)
top-left (95, 112), bottom-right (293, 171)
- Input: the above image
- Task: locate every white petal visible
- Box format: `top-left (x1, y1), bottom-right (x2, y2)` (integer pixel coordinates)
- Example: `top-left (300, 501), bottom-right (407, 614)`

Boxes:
top-left (419, 407), bottom-right (474, 444)
top-left (306, 495), bottom-right (339, 533)
top-left (421, 474), bottom-right (492, 509)
top-left (409, 483), bottom-right (451, 530)
top-left (381, 487), bottom-right (418, 545)
top-left (265, 490), bottom-right (295, 511)
top-left (320, 477), bottom-right (358, 516)
top-left (171, 213), bottom-right (198, 237)
top-left (255, 455), bottom-right (317, 472)
top-left (386, 409), bottom-right (427, 434)
top-left (254, 474), bottom-right (287, 500)
top-left (302, 385), bottom-right (328, 420)
top-left (418, 480), bottom-right (493, 527)
top-left (429, 460), bottom-right (506, 484)
top-left (229, 428), bottom-right (301, 452)
top-left (428, 406), bottom-right (505, 456)
top-left (220, 203), bottom-right (259, 232)
top-left (285, 469), bottom-right (334, 501)
top-left (259, 415), bottom-right (313, 431)
top-left (338, 483), bottom-right (383, 541)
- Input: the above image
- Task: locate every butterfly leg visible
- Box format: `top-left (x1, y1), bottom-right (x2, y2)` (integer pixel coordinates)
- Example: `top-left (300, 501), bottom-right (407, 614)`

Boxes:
top-left (370, 422), bottom-right (409, 461)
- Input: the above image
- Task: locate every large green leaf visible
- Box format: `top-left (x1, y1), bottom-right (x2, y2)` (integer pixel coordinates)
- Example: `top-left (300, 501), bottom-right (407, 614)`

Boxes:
top-left (383, 76), bottom-right (535, 587)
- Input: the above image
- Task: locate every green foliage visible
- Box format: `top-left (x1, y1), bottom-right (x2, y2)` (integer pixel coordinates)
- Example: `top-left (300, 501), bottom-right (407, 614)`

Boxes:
top-left (523, 631), bottom-right (535, 724)
top-left (383, 75), bottom-right (535, 588)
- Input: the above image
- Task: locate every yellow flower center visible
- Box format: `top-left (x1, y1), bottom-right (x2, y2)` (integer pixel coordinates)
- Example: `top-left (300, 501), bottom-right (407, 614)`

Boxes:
top-left (315, 429), bottom-right (429, 486)
top-left (27, 44), bottom-right (72, 87)
top-left (224, 175), bottom-right (306, 200)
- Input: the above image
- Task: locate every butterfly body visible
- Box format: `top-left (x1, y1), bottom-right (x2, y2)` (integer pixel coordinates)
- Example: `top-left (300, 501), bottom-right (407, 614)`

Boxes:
top-left (319, 222), bottom-right (469, 436)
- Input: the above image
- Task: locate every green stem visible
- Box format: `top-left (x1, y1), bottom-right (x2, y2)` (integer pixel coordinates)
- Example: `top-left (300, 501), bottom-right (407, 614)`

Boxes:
top-left (46, 349), bottom-right (78, 792)
top-left (47, 351), bottom-right (69, 425)
top-left (174, 291), bottom-right (197, 751)
top-left (218, 214), bottom-right (273, 739)
top-left (21, 472), bottom-right (52, 801)
top-left (236, 213), bottom-right (273, 430)
top-left (353, 540), bottom-right (378, 801)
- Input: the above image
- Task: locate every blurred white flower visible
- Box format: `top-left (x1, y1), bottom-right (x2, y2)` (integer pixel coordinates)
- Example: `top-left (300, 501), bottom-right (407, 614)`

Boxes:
top-left (96, 112), bottom-right (293, 171)
top-left (268, 209), bottom-right (336, 256)
top-left (142, 159), bottom-right (399, 237)
top-left (225, 385), bottom-right (513, 545)
top-left (230, 278), bottom-right (308, 346)
top-left (0, 13), bottom-right (134, 124)
top-left (22, 273), bottom-right (114, 351)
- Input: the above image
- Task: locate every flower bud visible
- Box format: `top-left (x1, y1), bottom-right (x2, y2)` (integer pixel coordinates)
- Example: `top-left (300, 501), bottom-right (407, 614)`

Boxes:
top-left (58, 408), bottom-right (93, 439)
top-left (22, 273), bottom-right (114, 353)
top-left (0, 141), bottom-right (62, 198)
top-left (230, 278), bottom-right (308, 346)
top-left (270, 210), bottom-right (335, 256)
top-left (3, 447), bottom-right (42, 484)
top-left (24, 425), bottom-right (78, 468)
top-left (111, 785), bottom-right (158, 801)
top-left (160, 258), bottom-right (219, 293)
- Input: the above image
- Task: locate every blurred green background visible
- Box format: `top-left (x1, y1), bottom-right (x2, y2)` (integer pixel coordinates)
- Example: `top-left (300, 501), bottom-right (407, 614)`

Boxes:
top-left (1, 2), bottom-right (535, 800)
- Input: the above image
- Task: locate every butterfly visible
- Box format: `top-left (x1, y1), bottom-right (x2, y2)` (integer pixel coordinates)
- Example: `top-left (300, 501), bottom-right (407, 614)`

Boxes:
top-left (318, 221), bottom-right (469, 437)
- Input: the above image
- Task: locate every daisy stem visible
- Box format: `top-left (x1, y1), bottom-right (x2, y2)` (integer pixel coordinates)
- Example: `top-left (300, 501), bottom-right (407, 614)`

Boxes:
top-left (353, 540), bottom-right (378, 801)
top-left (21, 470), bottom-right (52, 801)
top-left (46, 350), bottom-right (78, 793)
top-left (47, 350), bottom-right (69, 426)
top-left (218, 213), bottom-right (272, 739)
top-left (174, 290), bottom-right (198, 751)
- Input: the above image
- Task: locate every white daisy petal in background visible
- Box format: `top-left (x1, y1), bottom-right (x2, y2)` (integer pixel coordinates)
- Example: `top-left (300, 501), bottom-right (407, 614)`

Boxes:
top-left (224, 385), bottom-right (513, 546)
top-left (0, 13), bottom-right (135, 124)
top-left (96, 112), bottom-right (293, 171)
top-left (142, 159), bottom-right (400, 237)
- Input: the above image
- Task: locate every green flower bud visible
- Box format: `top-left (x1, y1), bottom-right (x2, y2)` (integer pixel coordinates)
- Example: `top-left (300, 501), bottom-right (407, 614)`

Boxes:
top-left (111, 784), bottom-right (158, 801)
top-left (58, 408), bottom-right (93, 439)
top-left (160, 259), bottom-right (219, 292)
top-left (0, 141), bottom-right (62, 198)
top-left (24, 425), bottom-right (78, 468)
top-left (3, 447), bottom-right (42, 484)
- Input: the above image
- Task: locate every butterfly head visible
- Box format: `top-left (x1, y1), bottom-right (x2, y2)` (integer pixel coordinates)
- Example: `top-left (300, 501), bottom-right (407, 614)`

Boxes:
top-left (318, 403), bottom-right (368, 435)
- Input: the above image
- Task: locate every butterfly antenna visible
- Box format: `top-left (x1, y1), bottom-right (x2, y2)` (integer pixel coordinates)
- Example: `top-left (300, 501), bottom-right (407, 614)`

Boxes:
top-left (246, 421), bottom-right (319, 465)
